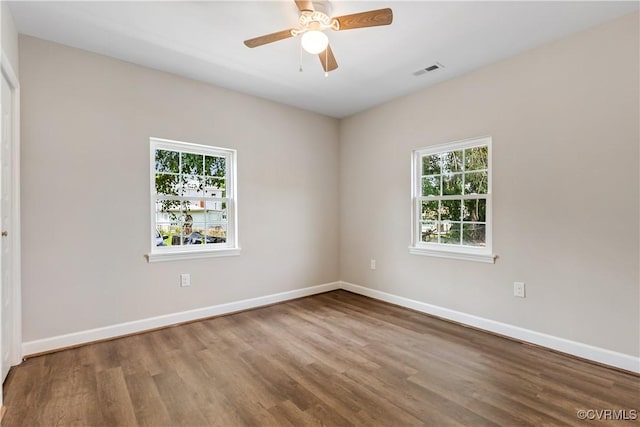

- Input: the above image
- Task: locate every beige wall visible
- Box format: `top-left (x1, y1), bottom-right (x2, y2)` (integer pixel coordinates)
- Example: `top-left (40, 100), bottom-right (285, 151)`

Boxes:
top-left (1, 1), bottom-right (19, 75)
top-left (19, 12), bottom-right (639, 359)
top-left (339, 13), bottom-right (639, 357)
top-left (19, 36), bottom-right (339, 341)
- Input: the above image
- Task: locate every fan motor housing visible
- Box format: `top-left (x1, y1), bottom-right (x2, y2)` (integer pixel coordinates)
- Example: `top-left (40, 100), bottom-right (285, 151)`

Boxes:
top-left (295, 1), bottom-right (337, 35)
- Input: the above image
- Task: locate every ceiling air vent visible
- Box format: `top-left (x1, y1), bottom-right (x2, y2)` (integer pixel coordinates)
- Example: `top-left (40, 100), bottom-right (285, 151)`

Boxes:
top-left (413, 62), bottom-right (444, 76)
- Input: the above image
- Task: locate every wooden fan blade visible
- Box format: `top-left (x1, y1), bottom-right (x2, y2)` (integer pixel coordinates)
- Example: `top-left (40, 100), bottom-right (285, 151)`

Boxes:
top-left (295, 0), bottom-right (314, 12)
top-left (333, 8), bottom-right (393, 31)
top-left (244, 29), bottom-right (294, 48)
top-left (318, 44), bottom-right (338, 72)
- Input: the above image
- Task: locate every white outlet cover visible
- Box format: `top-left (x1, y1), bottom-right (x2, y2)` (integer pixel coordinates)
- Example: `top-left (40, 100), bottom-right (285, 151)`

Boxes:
top-left (514, 282), bottom-right (525, 298)
top-left (180, 273), bottom-right (191, 287)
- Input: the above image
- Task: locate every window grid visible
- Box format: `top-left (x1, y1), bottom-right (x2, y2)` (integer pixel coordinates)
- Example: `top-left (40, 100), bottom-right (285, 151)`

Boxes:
top-left (154, 149), bottom-right (229, 245)
top-left (149, 137), bottom-right (238, 260)
top-left (410, 136), bottom-right (492, 261)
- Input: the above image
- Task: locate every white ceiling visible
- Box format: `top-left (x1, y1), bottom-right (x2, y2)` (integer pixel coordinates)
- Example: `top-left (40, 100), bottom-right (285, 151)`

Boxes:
top-left (9, 1), bottom-right (639, 118)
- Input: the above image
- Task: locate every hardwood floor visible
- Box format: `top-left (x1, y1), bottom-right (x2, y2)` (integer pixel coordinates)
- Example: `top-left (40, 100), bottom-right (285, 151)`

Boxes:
top-left (3, 290), bottom-right (639, 426)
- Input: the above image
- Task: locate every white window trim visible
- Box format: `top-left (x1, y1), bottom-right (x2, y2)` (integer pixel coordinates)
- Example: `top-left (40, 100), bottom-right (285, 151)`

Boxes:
top-left (146, 247), bottom-right (241, 263)
top-left (146, 137), bottom-right (240, 263)
top-left (409, 136), bottom-right (496, 264)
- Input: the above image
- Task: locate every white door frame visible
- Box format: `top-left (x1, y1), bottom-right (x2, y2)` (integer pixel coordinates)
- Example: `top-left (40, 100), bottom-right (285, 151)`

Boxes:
top-left (0, 50), bottom-right (22, 370)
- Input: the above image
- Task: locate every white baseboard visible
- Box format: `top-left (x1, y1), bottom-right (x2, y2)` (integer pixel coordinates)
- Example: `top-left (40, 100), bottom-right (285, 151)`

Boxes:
top-left (22, 280), bottom-right (639, 374)
top-left (22, 281), bottom-right (340, 356)
top-left (340, 281), bottom-right (640, 374)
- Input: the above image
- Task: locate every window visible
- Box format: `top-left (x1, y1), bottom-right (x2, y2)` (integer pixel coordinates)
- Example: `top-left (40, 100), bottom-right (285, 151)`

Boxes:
top-left (147, 137), bottom-right (239, 262)
top-left (410, 136), bottom-right (495, 263)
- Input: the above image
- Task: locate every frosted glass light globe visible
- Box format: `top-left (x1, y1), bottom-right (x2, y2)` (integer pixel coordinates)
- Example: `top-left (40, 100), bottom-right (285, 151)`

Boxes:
top-left (301, 30), bottom-right (329, 54)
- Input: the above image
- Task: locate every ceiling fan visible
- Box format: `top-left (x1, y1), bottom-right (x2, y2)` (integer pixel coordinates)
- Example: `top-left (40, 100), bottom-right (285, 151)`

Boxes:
top-left (243, 0), bottom-right (393, 74)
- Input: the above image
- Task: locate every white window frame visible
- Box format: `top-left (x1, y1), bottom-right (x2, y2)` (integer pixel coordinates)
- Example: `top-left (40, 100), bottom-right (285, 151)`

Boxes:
top-left (409, 136), bottom-right (496, 263)
top-left (147, 137), bottom-right (240, 262)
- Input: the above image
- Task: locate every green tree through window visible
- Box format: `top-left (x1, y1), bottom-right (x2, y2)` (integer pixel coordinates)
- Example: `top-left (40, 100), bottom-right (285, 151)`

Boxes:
top-left (411, 137), bottom-right (492, 262)
top-left (150, 138), bottom-right (237, 257)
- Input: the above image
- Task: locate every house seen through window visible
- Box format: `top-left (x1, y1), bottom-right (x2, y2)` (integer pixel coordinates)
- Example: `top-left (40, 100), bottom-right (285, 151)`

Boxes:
top-left (148, 137), bottom-right (239, 262)
top-left (410, 136), bottom-right (494, 263)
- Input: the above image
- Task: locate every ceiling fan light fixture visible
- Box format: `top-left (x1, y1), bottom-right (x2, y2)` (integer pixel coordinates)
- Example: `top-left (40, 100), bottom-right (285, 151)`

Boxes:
top-left (243, 1), bottom-right (393, 74)
top-left (301, 30), bottom-right (328, 54)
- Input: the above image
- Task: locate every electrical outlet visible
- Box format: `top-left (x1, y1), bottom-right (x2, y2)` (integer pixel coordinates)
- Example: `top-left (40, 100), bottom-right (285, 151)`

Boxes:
top-left (370, 259), bottom-right (376, 270)
top-left (180, 273), bottom-right (191, 287)
top-left (514, 282), bottom-right (525, 298)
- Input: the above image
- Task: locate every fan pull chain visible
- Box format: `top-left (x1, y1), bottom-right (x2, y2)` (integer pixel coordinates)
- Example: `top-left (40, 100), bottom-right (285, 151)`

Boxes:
top-left (299, 42), bottom-right (303, 72)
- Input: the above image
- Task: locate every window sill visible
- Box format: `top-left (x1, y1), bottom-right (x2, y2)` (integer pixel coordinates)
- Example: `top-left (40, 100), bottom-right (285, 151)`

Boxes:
top-left (409, 246), bottom-right (496, 264)
top-left (146, 247), bottom-right (241, 263)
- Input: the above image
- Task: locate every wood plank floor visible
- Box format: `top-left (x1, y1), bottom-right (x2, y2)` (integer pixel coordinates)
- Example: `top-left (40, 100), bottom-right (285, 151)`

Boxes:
top-left (3, 290), bottom-right (639, 426)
